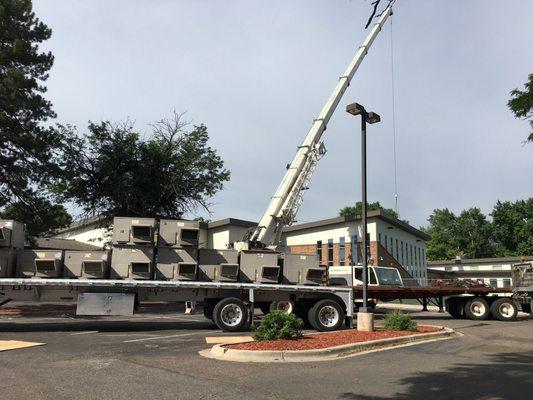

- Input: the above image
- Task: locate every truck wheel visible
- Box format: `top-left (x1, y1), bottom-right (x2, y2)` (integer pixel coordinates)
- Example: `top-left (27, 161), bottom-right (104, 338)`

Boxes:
top-left (490, 298), bottom-right (518, 321)
top-left (446, 298), bottom-right (464, 319)
top-left (308, 299), bottom-right (344, 332)
top-left (212, 298), bottom-right (249, 332)
top-left (464, 297), bottom-right (490, 320)
top-left (270, 300), bottom-right (295, 314)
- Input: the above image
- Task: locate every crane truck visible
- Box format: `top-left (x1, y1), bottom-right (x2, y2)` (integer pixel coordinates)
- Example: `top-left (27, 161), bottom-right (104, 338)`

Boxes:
top-left (0, 2), bottom-right (530, 331)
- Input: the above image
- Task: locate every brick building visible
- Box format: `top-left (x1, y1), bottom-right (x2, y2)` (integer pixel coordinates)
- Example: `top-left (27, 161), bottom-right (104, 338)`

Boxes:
top-left (280, 210), bottom-right (431, 284)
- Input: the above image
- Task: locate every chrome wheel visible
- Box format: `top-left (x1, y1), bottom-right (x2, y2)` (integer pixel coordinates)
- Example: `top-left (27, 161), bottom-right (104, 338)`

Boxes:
top-left (318, 305), bottom-right (340, 328)
top-left (220, 304), bottom-right (243, 327)
top-left (272, 300), bottom-right (294, 314)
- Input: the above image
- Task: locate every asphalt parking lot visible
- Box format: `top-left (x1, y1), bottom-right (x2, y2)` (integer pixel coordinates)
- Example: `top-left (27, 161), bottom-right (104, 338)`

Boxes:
top-left (0, 304), bottom-right (532, 400)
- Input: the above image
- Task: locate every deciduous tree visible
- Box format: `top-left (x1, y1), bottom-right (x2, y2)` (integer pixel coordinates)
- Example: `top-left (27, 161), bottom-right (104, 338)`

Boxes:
top-left (54, 112), bottom-right (230, 220)
top-left (508, 74), bottom-right (533, 143)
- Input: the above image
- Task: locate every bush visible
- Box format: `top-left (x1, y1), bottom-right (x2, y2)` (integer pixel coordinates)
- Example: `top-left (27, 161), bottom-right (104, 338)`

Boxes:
top-left (254, 311), bottom-right (304, 341)
top-left (383, 310), bottom-right (418, 331)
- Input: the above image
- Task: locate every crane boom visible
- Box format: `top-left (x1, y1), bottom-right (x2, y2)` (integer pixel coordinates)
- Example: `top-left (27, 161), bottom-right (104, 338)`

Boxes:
top-left (250, 2), bottom-right (394, 247)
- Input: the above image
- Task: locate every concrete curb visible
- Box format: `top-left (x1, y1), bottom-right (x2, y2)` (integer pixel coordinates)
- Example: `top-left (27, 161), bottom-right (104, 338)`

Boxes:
top-left (202, 326), bottom-right (460, 363)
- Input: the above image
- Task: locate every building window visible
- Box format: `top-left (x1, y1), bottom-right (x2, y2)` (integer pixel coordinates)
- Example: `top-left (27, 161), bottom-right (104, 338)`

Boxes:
top-left (327, 239), bottom-right (334, 266)
top-left (445, 266), bottom-right (453, 272)
top-left (503, 278), bottom-right (511, 288)
top-left (339, 237), bottom-right (345, 266)
top-left (400, 241), bottom-right (404, 264)
top-left (489, 278), bottom-right (498, 288)
top-left (422, 248), bottom-right (425, 265)
top-left (351, 235), bottom-right (358, 264)
top-left (384, 234), bottom-right (388, 251)
top-left (410, 245), bottom-right (413, 266)
top-left (316, 241), bottom-right (322, 263)
top-left (378, 233), bottom-right (382, 245)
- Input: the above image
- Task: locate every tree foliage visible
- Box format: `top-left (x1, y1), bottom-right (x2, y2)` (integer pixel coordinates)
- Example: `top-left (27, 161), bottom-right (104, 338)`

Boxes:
top-left (53, 112), bottom-right (230, 220)
top-left (507, 73), bottom-right (533, 143)
top-left (340, 201), bottom-right (399, 219)
top-left (423, 199), bottom-right (533, 260)
top-left (491, 199), bottom-right (533, 256)
top-left (0, 0), bottom-right (64, 206)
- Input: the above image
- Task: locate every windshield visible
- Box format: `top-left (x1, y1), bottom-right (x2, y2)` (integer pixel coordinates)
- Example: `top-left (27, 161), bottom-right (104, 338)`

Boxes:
top-left (373, 267), bottom-right (402, 285)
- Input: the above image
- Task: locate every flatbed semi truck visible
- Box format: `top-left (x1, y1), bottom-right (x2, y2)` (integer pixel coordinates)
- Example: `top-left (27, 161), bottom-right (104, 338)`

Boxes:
top-left (0, 263), bottom-right (530, 332)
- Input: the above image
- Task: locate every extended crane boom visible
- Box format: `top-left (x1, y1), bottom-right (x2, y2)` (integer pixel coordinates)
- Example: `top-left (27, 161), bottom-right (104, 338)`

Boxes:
top-left (249, 2), bottom-right (394, 247)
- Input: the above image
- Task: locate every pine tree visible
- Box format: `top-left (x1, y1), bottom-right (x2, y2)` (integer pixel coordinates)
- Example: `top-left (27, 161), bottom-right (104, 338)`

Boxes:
top-left (0, 0), bottom-right (71, 234)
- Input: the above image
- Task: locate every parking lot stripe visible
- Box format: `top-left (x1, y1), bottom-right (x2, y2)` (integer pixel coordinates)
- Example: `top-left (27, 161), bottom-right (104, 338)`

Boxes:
top-left (70, 331), bottom-right (98, 336)
top-left (123, 330), bottom-right (220, 343)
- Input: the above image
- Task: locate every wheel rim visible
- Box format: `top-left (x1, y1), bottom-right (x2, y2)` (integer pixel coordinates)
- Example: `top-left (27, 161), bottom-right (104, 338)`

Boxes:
top-left (470, 301), bottom-right (486, 317)
top-left (275, 301), bottom-right (294, 314)
top-left (318, 305), bottom-right (339, 327)
top-left (220, 304), bottom-right (243, 326)
top-left (498, 302), bottom-right (515, 318)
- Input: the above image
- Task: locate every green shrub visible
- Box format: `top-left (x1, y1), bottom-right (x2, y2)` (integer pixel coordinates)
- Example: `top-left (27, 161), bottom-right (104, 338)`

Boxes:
top-left (254, 311), bottom-right (304, 341)
top-left (383, 310), bottom-right (418, 331)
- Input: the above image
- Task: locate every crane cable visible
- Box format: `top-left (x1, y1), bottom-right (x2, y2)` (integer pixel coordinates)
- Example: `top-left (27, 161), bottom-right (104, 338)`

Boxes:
top-left (390, 13), bottom-right (399, 216)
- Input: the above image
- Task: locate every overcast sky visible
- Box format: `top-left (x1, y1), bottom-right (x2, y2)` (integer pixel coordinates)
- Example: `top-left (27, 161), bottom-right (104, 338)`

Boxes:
top-left (34, 0), bottom-right (533, 229)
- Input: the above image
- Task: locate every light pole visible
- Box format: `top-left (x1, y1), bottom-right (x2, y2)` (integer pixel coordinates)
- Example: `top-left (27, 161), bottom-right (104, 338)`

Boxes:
top-left (346, 102), bottom-right (380, 331)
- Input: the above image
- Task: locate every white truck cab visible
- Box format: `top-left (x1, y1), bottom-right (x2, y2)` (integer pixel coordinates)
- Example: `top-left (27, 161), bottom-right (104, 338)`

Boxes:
top-left (328, 265), bottom-right (403, 287)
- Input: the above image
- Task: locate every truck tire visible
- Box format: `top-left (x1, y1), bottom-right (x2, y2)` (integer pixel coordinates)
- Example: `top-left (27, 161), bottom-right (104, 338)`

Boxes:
top-left (270, 300), bottom-right (295, 314)
top-left (490, 298), bottom-right (518, 321)
top-left (212, 298), bottom-right (249, 332)
top-left (464, 297), bottom-right (490, 320)
top-left (308, 299), bottom-right (344, 332)
top-left (446, 298), bottom-right (464, 319)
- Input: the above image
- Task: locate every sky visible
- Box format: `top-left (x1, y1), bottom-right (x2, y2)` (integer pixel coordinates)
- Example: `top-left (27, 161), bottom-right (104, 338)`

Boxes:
top-left (33, 0), bottom-right (533, 229)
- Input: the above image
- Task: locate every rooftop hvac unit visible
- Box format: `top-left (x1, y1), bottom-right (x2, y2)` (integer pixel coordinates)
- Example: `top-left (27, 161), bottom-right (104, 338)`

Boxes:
top-left (158, 219), bottom-right (200, 247)
top-left (0, 220), bottom-right (25, 249)
top-left (156, 247), bottom-right (198, 280)
top-left (112, 217), bottom-right (157, 246)
top-left (110, 246), bottom-right (154, 280)
top-left (0, 248), bottom-right (17, 278)
top-left (239, 250), bottom-right (280, 284)
top-left (63, 251), bottom-right (110, 279)
top-left (16, 249), bottom-right (63, 278)
top-left (281, 253), bottom-right (326, 285)
top-left (198, 248), bottom-right (239, 282)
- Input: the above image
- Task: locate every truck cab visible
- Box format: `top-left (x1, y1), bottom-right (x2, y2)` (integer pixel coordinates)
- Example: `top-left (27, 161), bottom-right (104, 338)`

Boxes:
top-left (328, 265), bottom-right (403, 287)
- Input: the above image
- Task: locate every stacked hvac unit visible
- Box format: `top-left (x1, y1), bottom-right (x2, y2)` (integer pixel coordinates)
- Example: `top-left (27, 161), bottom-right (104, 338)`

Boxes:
top-left (111, 217), bottom-right (156, 279)
top-left (0, 220), bottom-right (24, 278)
top-left (63, 250), bottom-right (110, 279)
top-left (155, 220), bottom-right (200, 281)
top-left (280, 253), bottom-right (327, 285)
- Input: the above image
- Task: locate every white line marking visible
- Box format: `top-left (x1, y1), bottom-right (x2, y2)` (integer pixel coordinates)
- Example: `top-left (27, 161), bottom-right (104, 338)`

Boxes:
top-left (70, 331), bottom-right (98, 335)
top-left (124, 330), bottom-right (220, 343)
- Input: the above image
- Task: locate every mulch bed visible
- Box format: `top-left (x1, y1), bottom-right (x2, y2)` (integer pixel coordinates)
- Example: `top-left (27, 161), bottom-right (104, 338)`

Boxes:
top-left (227, 326), bottom-right (442, 351)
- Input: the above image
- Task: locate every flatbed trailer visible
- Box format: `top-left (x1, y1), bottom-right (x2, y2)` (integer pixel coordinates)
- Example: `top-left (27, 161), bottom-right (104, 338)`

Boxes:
top-left (0, 278), bottom-right (354, 332)
top-left (358, 284), bottom-right (529, 322)
top-left (1, 277), bottom-right (530, 332)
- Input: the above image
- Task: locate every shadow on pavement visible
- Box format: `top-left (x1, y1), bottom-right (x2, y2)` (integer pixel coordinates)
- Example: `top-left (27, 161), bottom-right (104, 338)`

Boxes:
top-left (338, 350), bottom-right (533, 400)
top-left (0, 318), bottom-right (217, 333)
